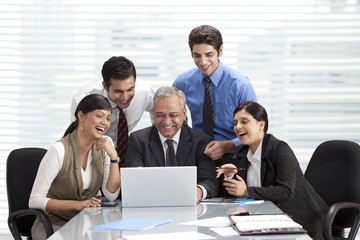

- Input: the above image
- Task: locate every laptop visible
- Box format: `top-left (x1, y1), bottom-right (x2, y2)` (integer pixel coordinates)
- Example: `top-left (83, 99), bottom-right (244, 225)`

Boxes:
top-left (120, 166), bottom-right (197, 207)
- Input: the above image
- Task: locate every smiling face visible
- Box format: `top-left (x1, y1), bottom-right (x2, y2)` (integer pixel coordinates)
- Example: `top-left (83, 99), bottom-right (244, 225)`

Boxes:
top-left (153, 94), bottom-right (187, 139)
top-left (191, 43), bottom-right (223, 77)
top-left (103, 76), bottom-right (135, 109)
top-left (79, 109), bottom-right (111, 140)
top-left (234, 109), bottom-right (265, 153)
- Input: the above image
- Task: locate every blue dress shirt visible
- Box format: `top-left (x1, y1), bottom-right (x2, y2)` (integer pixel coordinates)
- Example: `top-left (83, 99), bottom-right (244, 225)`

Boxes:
top-left (173, 59), bottom-right (257, 147)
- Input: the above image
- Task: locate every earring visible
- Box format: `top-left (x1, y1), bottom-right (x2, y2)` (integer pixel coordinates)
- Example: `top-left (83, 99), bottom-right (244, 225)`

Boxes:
top-left (81, 124), bottom-right (84, 131)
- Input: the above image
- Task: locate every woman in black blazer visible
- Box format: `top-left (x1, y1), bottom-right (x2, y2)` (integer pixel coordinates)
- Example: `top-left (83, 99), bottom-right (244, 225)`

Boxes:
top-left (217, 101), bottom-right (328, 240)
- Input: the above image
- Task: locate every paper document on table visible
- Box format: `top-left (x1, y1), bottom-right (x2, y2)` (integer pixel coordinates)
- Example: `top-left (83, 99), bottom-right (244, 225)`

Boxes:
top-left (90, 218), bottom-right (172, 231)
top-left (209, 226), bottom-right (238, 237)
top-left (121, 231), bottom-right (215, 240)
top-left (179, 217), bottom-right (231, 228)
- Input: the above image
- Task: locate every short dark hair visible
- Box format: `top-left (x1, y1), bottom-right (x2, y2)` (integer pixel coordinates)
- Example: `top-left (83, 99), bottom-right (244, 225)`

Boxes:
top-left (64, 94), bottom-right (112, 137)
top-left (188, 25), bottom-right (223, 54)
top-left (101, 56), bottom-right (136, 89)
top-left (234, 101), bottom-right (269, 134)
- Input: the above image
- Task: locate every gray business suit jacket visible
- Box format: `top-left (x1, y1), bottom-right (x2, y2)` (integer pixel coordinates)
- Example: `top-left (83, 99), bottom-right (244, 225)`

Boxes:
top-left (126, 124), bottom-right (219, 198)
top-left (221, 134), bottom-right (328, 240)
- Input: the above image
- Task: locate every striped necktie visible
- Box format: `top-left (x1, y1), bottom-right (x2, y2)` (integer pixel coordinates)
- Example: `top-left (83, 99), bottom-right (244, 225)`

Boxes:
top-left (165, 139), bottom-right (177, 166)
top-left (202, 76), bottom-right (214, 138)
top-left (116, 107), bottom-right (128, 167)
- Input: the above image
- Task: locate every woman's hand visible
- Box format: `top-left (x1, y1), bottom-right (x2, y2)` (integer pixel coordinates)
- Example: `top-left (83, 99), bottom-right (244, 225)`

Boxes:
top-left (223, 175), bottom-right (249, 197)
top-left (216, 163), bottom-right (238, 178)
top-left (76, 197), bottom-right (101, 211)
top-left (95, 137), bottom-right (118, 160)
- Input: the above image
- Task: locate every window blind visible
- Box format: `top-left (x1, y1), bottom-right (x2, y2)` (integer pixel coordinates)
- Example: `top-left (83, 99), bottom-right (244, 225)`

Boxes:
top-left (1, 0), bottom-right (359, 236)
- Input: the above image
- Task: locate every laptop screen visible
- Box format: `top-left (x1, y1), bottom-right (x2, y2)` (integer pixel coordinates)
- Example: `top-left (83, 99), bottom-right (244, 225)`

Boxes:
top-left (120, 166), bottom-right (197, 207)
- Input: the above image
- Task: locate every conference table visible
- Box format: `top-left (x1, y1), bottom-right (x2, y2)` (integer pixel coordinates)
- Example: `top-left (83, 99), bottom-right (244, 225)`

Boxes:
top-left (48, 200), bottom-right (312, 240)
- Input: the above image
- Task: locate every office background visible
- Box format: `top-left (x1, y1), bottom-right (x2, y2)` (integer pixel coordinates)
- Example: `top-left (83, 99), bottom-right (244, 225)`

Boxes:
top-left (0, 0), bottom-right (359, 237)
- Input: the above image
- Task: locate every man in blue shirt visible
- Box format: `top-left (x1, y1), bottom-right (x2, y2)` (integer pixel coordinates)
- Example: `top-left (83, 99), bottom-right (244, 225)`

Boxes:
top-left (173, 25), bottom-right (257, 162)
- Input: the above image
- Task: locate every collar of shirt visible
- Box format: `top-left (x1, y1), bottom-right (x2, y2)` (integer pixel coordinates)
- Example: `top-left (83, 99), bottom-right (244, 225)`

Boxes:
top-left (199, 59), bottom-right (224, 87)
top-left (246, 140), bottom-right (263, 165)
top-left (246, 140), bottom-right (263, 187)
top-left (110, 98), bottom-right (130, 117)
top-left (158, 129), bottom-right (181, 156)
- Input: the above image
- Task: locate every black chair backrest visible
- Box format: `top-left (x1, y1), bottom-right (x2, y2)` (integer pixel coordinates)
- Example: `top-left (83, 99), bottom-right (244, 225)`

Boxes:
top-left (6, 147), bottom-right (47, 237)
top-left (305, 140), bottom-right (360, 228)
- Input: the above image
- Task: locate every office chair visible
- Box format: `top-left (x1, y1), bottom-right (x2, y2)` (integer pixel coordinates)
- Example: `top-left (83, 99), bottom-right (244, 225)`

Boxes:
top-left (6, 148), bottom-right (54, 240)
top-left (304, 140), bottom-right (360, 240)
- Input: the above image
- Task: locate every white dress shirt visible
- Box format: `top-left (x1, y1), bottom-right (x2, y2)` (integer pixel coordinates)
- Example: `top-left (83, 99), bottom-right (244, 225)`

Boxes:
top-left (246, 140), bottom-right (263, 187)
top-left (29, 136), bottom-right (120, 211)
top-left (158, 130), bottom-right (181, 161)
top-left (71, 79), bottom-right (154, 143)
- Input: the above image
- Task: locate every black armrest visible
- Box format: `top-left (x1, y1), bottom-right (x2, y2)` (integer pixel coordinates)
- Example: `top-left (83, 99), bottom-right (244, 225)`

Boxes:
top-left (8, 208), bottom-right (54, 240)
top-left (323, 202), bottom-right (360, 240)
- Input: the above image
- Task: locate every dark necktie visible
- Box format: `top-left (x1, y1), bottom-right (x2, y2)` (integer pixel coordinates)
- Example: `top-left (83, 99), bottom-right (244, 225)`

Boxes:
top-left (165, 139), bottom-right (177, 166)
top-left (116, 107), bottom-right (128, 167)
top-left (202, 76), bottom-right (214, 138)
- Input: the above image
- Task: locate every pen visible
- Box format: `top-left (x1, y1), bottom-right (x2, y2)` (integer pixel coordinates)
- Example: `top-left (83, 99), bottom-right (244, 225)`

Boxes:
top-left (217, 167), bottom-right (246, 171)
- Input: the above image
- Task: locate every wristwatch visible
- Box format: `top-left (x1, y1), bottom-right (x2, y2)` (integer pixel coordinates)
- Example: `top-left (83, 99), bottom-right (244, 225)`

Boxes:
top-left (110, 157), bottom-right (120, 163)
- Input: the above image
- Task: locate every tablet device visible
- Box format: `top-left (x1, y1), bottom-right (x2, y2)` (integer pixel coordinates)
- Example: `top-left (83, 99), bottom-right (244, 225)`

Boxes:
top-left (121, 166), bottom-right (197, 207)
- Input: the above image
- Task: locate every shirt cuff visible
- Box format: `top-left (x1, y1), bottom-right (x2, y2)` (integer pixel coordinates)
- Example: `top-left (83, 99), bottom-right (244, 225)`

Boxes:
top-left (197, 185), bottom-right (207, 199)
top-left (224, 173), bottom-right (235, 179)
top-left (102, 186), bottom-right (121, 202)
top-left (232, 137), bottom-right (241, 147)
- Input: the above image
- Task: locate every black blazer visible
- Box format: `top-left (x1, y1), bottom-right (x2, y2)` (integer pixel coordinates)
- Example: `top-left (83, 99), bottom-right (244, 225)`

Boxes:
top-left (126, 124), bottom-right (219, 198)
top-left (221, 134), bottom-right (328, 240)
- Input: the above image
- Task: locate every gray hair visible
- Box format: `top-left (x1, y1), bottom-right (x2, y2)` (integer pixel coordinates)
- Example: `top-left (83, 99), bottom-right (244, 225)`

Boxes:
top-left (154, 86), bottom-right (186, 110)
